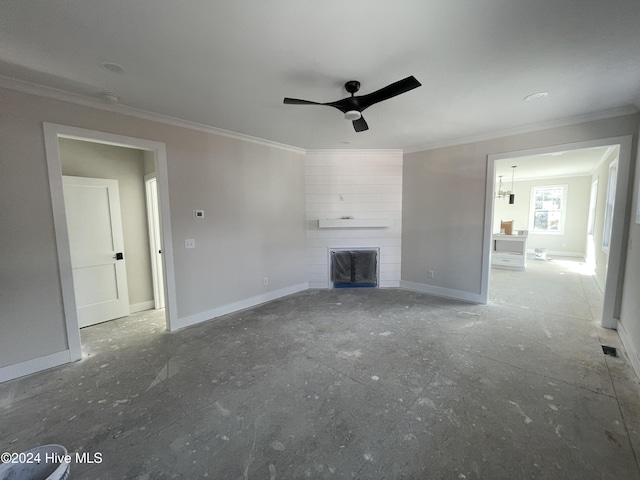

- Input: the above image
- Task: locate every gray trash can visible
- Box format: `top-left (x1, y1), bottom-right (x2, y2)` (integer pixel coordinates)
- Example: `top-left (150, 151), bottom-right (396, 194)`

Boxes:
top-left (0, 445), bottom-right (70, 480)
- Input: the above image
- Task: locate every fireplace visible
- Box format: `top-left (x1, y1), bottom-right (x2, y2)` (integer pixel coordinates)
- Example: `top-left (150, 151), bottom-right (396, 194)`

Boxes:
top-left (330, 249), bottom-right (378, 288)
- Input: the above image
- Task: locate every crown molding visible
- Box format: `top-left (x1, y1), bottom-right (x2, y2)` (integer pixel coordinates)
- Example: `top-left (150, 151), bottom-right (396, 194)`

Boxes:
top-left (2, 74), bottom-right (636, 157)
top-left (0, 74), bottom-right (306, 155)
top-left (403, 105), bottom-right (639, 154)
top-left (305, 149), bottom-right (403, 156)
top-left (590, 145), bottom-right (618, 175)
top-left (499, 172), bottom-right (592, 183)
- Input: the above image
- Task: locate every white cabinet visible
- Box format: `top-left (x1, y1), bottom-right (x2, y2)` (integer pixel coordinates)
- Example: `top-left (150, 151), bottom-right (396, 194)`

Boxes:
top-left (492, 235), bottom-right (528, 270)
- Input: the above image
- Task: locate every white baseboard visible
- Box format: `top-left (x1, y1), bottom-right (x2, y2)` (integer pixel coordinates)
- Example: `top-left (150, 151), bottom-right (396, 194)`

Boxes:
top-left (0, 350), bottom-right (72, 384)
top-left (617, 320), bottom-right (640, 382)
top-left (399, 280), bottom-right (483, 304)
top-left (129, 300), bottom-right (155, 313)
top-left (171, 282), bottom-right (309, 331)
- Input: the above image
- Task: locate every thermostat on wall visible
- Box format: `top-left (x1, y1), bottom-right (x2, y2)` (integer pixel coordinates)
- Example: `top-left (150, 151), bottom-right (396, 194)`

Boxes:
top-left (193, 209), bottom-right (205, 219)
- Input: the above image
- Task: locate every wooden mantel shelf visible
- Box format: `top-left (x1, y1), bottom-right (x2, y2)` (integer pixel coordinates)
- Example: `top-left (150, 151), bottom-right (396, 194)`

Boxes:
top-left (318, 219), bottom-right (393, 229)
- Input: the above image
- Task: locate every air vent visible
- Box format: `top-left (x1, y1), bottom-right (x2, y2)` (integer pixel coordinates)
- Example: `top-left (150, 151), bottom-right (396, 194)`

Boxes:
top-left (602, 345), bottom-right (618, 357)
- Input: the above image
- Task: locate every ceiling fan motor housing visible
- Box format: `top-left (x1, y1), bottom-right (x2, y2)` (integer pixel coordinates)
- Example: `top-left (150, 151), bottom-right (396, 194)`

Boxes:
top-left (344, 80), bottom-right (361, 94)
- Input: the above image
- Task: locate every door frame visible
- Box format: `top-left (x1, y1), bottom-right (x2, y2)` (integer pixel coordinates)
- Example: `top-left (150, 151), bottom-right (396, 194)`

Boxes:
top-left (43, 123), bottom-right (178, 361)
top-left (482, 135), bottom-right (633, 329)
top-left (145, 173), bottom-right (165, 309)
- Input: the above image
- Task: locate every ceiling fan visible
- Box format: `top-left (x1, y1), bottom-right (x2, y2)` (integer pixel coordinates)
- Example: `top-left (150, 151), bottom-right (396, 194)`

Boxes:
top-left (283, 75), bottom-right (421, 132)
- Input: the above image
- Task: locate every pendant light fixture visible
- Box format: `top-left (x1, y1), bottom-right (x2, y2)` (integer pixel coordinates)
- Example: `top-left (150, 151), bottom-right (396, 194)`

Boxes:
top-left (496, 176), bottom-right (509, 199)
top-left (509, 166), bottom-right (517, 204)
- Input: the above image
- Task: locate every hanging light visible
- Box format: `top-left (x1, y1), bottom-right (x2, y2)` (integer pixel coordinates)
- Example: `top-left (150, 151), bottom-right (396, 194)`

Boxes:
top-left (495, 175), bottom-right (511, 199)
top-left (509, 165), bottom-right (517, 204)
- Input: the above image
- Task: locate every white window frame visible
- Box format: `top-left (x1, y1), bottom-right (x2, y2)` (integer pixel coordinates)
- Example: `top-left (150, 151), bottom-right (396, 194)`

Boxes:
top-left (528, 184), bottom-right (568, 235)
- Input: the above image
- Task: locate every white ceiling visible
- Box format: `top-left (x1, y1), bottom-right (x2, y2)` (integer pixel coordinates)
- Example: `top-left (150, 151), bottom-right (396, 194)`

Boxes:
top-left (495, 146), bottom-right (615, 182)
top-left (1, 1), bottom-right (640, 150)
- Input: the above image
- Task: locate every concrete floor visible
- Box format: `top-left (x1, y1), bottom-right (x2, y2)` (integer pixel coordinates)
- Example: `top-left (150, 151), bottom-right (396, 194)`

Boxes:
top-left (2, 257), bottom-right (640, 479)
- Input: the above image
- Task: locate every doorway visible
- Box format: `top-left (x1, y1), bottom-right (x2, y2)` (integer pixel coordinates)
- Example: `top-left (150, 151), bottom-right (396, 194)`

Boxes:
top-left (43, 123), bottom-right (177, 362)
top-left (60, 137), bottom-right (165, 328)
top-left (483, 136), bottom-right (633, 330)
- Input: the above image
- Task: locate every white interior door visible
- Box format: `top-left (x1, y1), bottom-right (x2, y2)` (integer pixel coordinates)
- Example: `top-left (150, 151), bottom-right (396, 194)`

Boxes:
top-left (145, 175), bottom-right (165, 309)
top-left (63, 175), bottom-right (130, 327)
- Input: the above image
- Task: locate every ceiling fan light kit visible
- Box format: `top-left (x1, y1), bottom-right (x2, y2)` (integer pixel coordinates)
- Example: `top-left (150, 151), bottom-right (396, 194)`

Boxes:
top-left (344, 110), bottom-right (361, 121)
top-left (283, 75), bottom-right (421, 132)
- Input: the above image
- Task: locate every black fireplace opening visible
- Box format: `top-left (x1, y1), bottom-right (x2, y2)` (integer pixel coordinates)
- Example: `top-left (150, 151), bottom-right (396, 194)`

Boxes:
top-left (331, 250), bottom-right (378, 288)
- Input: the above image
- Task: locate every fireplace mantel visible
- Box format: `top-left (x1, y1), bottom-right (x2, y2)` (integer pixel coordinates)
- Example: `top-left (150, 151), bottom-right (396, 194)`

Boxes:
top-left (318, 219), bottom-right (393, 229)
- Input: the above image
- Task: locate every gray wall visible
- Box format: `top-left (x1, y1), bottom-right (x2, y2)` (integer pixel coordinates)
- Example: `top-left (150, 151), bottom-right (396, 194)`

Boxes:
top-left (59, 138), bottom-right (154, 307)
top-left (402, 114), bottom-right (639, 297)
top-left (0, 87), bottom-right (306, 369)
top-left (493, 175), bottom-right (591, 256)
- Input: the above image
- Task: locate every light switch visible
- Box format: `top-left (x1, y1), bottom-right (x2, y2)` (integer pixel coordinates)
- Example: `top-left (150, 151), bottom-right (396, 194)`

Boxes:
top-left (185, 238), bottom-right (195, 249)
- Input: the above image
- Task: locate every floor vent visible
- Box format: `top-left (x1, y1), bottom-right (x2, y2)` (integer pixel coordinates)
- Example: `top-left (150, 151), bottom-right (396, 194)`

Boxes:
top-left (602, 345), bottom-right (618, 357)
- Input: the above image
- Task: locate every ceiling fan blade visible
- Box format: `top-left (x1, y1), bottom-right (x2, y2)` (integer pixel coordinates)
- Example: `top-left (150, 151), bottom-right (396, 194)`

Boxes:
top-left (358, 76), bottom-right (421, 110)
top-left (283, 97), bottom-right (324, 105)
top-left (353, 116), bottom-right (369, 132)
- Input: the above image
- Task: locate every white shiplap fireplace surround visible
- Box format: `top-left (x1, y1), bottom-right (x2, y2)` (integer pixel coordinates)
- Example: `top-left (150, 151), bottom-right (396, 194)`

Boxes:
top-left (306, 150), bottom-right (402, 288)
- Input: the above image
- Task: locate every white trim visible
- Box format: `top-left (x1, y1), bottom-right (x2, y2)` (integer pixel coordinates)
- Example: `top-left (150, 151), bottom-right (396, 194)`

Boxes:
top-left (591, 145), bottom-right (618, 175)
top-left (144, 173), bottom-right (166, 310)
top-left (0, 350), bottom-right (71, 383)
top-left (403, 106), bottom-right (638, 154)
top-left (43, 125), bottom-right (82, 362)
top-left (318, 219), bottom-right (392, 228)
top-left (171, 283), bottom-right (309, 331)
top-left (400, 280), bottom-right (484, 304)
top-left (43, 123), bottom-right (180, 360)
top-left (306, 149), bottom-right (403, 157)
top-left (484, 136), bottom-right (632, 330)
top-left (618, 320), bottom-right (640, 382)
top-left (1, 74), bottom-right (304, 154)
top-left (509, 173), bottom-right (591, 183)
top-left (129, 301), bottom-right (155, 313)
top-left (1, 74), bottom-right (636, 158)
top-left (595, 272), bottom-right (607, 293)
top-left (480, 150), bottom-right (496, 305)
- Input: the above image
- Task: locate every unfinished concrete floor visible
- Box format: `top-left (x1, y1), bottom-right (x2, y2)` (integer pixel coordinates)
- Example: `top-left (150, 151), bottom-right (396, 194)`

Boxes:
top-left (2, 257), bottom-right (640, 479)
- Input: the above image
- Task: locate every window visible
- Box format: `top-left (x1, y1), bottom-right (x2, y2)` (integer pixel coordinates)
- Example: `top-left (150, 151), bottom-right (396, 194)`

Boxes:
top-left (529, 185), bottom-right (567, 234)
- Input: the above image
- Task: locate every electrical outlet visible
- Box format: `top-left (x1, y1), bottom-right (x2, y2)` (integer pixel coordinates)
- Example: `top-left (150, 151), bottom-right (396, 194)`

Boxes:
top-left (263, 277), bottom-right (269, 286)
top-left (428, 270), bottom-right (434, 278)
top-left (185, 238), bottom-right (195, 249)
